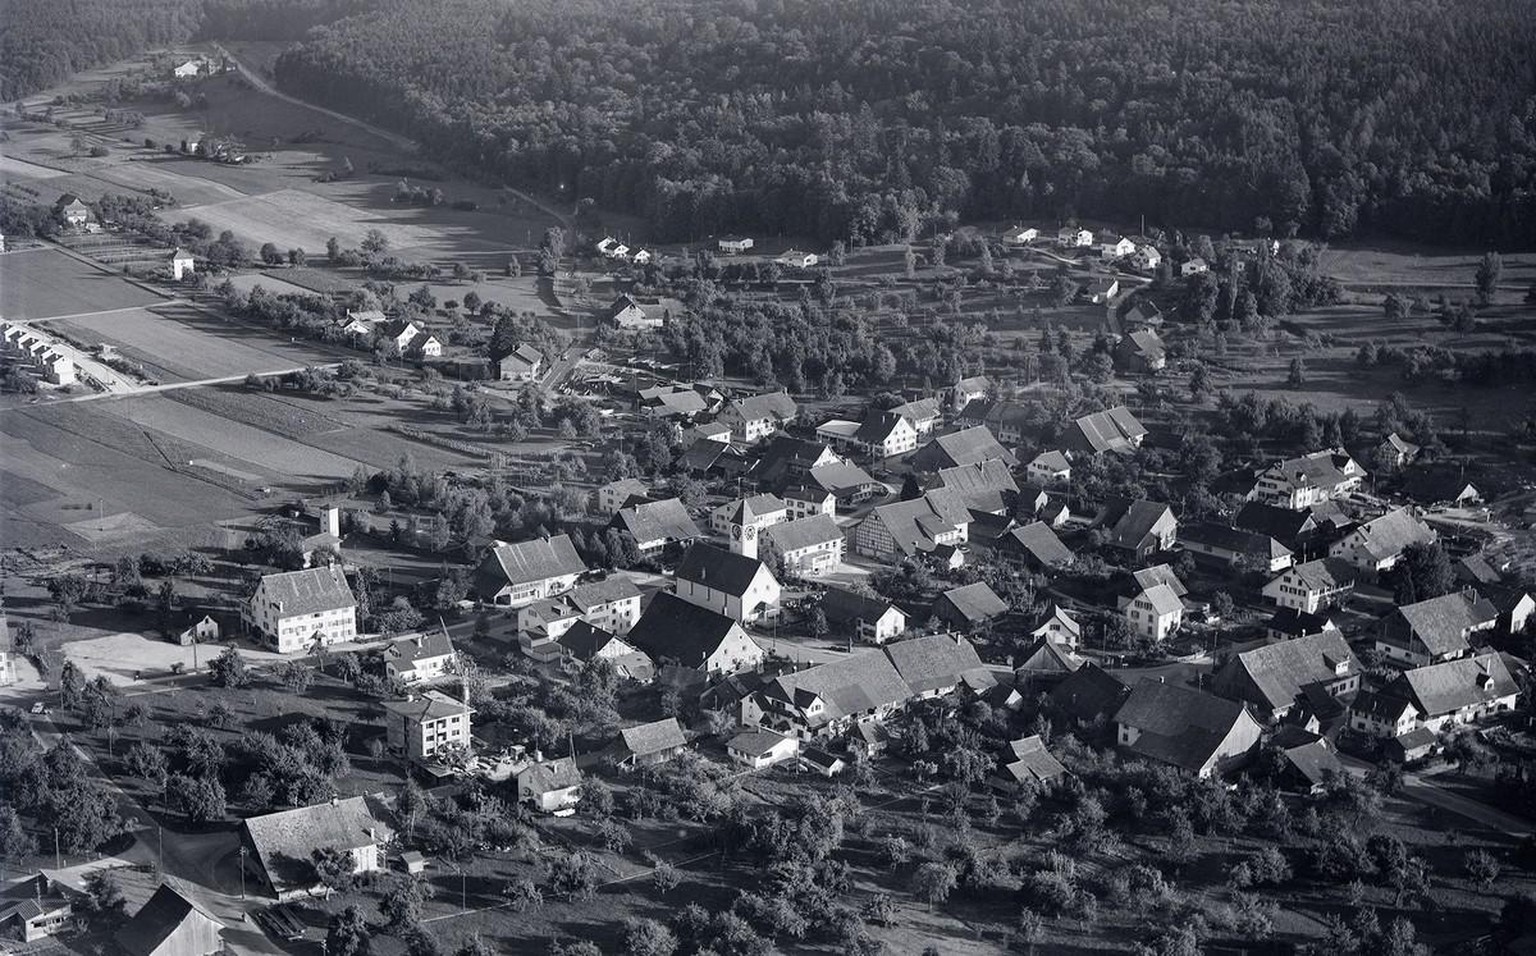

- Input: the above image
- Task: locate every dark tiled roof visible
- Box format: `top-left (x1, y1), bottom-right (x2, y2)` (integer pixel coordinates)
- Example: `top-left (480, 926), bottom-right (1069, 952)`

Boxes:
top-left (556, 620), bottom-right (622, 659)
top-left (726, 391), bottom-right (798, 423)
top-left (1234, 502), bottom-right (1317, 541)
top-left (1394, 652), bottom-right (1517, 718)
top-left (1390, 589), bottom-right (1498, 657)
top-left (760, 651), bottom-right (910, 727)
top-left (763, 514), bottom-right (842, 553)
top-left (1347, 508), bottom-right (1435, 562)
top-left (1001, 521), bottom-right (1074, 568)
top-left (256, 565), bottom-right (355, 616)
top-left (999, 735), bottom-right (1068, 783)
top-left (675, 543), bottom-right (772, 598)
top-left (1181, 522), bottom-right (1291, 560)
top-left (1067, 406), bottom-right (1146, 454)
top-left (934, 582), bottom-right (1009, 625)
top-left (115, 883), bottom-right (218, 956)
top-left (626, 592), bottom-right (747, 669)
top-left (884, 634), bottom-right (993, 694)
top-left (1048, 663), bottom-right (1130, 722)
top-left (618, 718), bottom-right (686, 758)
top-left (1115, 680), bottom-right (1255, 773)
top-left (1211, 631), bottom-right (1359, 712)
top-left (1015, 637), bottom-right (1082, 678)
top-left (242, 796), bottom-right (389, 895)
top-left (612, 497), bottom-right (702, 544)
top-left (477, 535), bottom-right (586, 595)
top-left (821, 587), bottom-right (901, 626)
top-left (912, 426), bottom-right (1017, 471)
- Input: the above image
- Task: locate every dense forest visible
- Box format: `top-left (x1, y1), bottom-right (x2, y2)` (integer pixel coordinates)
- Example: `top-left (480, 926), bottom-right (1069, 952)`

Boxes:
top-left (271, 0), bottom-right (1536, 246)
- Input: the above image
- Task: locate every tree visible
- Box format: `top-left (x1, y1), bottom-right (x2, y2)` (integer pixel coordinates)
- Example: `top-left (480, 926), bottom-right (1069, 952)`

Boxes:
top-left (327, 905), bottom-right (373, 956)
top-left (910, 861), bottom-right (956, 910)
top-left (168, 773), bottom-right (226, 822)
top-left (652, 860), bottom-right (680, 894)
top-left (361, 229), bottom-right (390, 256)
top-left (379, 875), bottom-right (432, 931)
top-left (622, 917), bottom-right (678, 956)
top-left (82, 870), bottom-right (126, 917)
top-left (260, 242), bottom-right (284, 265)
top-left (277, 660), bottom-right (313, 693)
top-left (1287, 356), bottom-right (1307, 387)
top-left (1475, 252), bottom-right (1502, 305)
top-left (1465, 848), bottom-right (1501, 888)
top-left (315, 846), bottom-right (359, 893)
top-left (0, 806), bottom-right (36, 862)
top-left (208, 645), bottom-right (250, 688)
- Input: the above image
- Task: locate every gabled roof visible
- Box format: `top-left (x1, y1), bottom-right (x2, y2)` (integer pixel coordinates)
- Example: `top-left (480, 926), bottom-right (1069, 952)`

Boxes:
top-left (809, 461), bottom-right (881, 497)
top-left (568, 576), bottom-right (643, 610)
top-left (1347, 508), bottom-right (1435, 562)
top-left (999, 735), bottom-right (1068, 784)
top-left (1455, 554), bottom-right (1502, 586)
top-left (866, 490), bottom-right (971, 555)
top-left (763, 514), bottom-right (843, 554)
top-left (381, 690), bottom-right (472, 724)
top-left (679, 438), bottom-right (735, 472)
top-left (1391, 589), bottom-right (1499, 657)
top-left (602, 294), bottom-right (646, 322)
top-left (386, 628), bottom-right (456, 668)
top-left (643, 387), bottom-right (708, 417)
top-left (1350, 690), bottom-right (1418, 722)
top-left (1211, 631), bottom-right (1360, 712)
top-left (1131, 564), bottom-right (1187, 597)
top-left (612, 497), bottom-right (701, 544)
top-left (1101, 498), bottom-right (1175, 551)
top-left (1276, 736), bottom-right (1344, 788)
top-left (1260, 449), bottom-right (1361, 492)
top-left (853, 410), bottom-right (909, 445)
top-left (1015, 637), bottom-right (1082, 678)
top-left (889, 397), bottom-right (941, 423)
top-left (1278, 558), bottom-right (1354, 593)
top-left (1181, 522), bottom-right (1292, 561)
top-left (626, 592), bottom-right (749, 669)
top-left (476, 535), bottom-right (586, 594)
top-left (1266, 607), bottom-right (1340, 638)
top-left (1049, 663), bottom-right (1130, 722)
top-left (675, 543), bottom-right (773, 598)
top-left (759, 651), bottom-right (910, 727)
top-left (883, 634), bottom-right (994, 694)
top-left (115, 883), bottom-right (219, 956)
top-left (1030, 449), bottom-right (1071, 473)
top-left (1115, 680), bottom-right (1255, 773)
top-left (1403, 467), bottom-right (1480, 504)
top-left (1132, 582), bottom-right (1184, 616)
top-left (1118, 329), bottom-right (1165, 361)
top-left (618, 718), bottom-right (687, 758)
top-left (1394, 652), bottom-right (1517, 718)
top-left (1066, 406), bottom-right (1146, 454)
top-left (242, 796), bottom-right (390, 895)
top-left (519, 757), bottom-right (580, 793)
top-left (1031, 604), bottom-right (1082, 641)
top-left (557, 620), bottom-right (623, 659)
top-left (725, 391), bottom-right (797, 423)
top-left (934, 582), bottom-right (1009, 625)
top-left (729, 729), bottom-right (794, 757)
top-left (932, 459), bottom-right (1019, 500)
top-left (255, 565), bottom-right (354, 616)
top-left (721, 493), bottom-right (788, 525)
top-left (913, 426), bottom-right (1017, 471)
top-left (822, 586), bottom-right (902, 626)
top-left (1001, 521), bottom-right (1074, 568)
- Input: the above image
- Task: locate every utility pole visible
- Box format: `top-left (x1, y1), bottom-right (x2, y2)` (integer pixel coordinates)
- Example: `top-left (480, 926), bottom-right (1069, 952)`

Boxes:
top-left (239, 846), bottom-right (247, 899)
top-left (53, 827), bottom-right (60, 870)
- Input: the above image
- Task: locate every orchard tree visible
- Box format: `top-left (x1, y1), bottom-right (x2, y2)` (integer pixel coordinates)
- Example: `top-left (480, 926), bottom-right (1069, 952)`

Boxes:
top-left (327, 905), bottom-right (372, 956)
top-left (209, 645), bottom-right (251, 688)
top-left (1475, 252), bottom-right (1502, 305)
top-left (910, 861), bottom-right (956, 911)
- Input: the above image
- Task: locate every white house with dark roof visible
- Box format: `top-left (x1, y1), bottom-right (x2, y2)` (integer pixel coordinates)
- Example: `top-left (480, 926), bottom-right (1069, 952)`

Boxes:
top-left (556, 621), bottom-right (654, 682)
top-left (1027, 449), bottom-right (1072, 487)
top-left (384, 628), bottom-right (458, 683)
top-left (518, 756), bottom-right (582, 812)
top-left (950, 375), bottom-right (991, 412)
top-left (849, 409), bottom-right (919, 459)
top-left (1181, 522), bottom-right (1293, 572)
top-left (240, 796), bottom-right (390, 900)
top-left (473, 534), bottom-right (587, 607)
top-left (244, 565), bottom-right (357, 653)
top-left (1210, 630), bottom-right (1361, 721)
top-left (495, 343), bottom-right (545, 383)
top-left (1114, 680), bottom-right (1262, 778)
top-left (717, 391), bottom-right (797, 444)
top-left (1097, 498), bottom-right (1178, 561)
top-left (1376, 588), bottom-right (1498, 667)
top-left (674, 542), bottom-right (781, 623)
top-left (1328, 507), bottom-right (1435, 576)
top-left (516, 575), bottom-right (644, 641)
top-left (1030, 604), bottom-right (1082, 648)
top-left (625, 591), bottom-right (764, 675)
top-left (1249, 449), bottom-right (1366, 509)
top-left (168, 247), bottom-right (196, 281)
top-left (1391, 652), bottom-right (1519, 732)
top-left (821, 586), bottom-right (907, 644)
top-left (1262, 558), bottom-right (1355, 612)
top-left (1002, 225), bottom-right (1039, 246)
top-left (601, 293), bottom-right (658, 330)
top-left (382, 690), bottom-right (473, 762)
top-left (1057, 226), bottom-right (1094, 248)
top-left (610, 496), bottom-right (703, 557)
top-left (762, 514), bottom-right (845, 576)
top-left (595, 477), bottom-right (649, 515)
top-left (1120, 582), bottom-right (1184, 641)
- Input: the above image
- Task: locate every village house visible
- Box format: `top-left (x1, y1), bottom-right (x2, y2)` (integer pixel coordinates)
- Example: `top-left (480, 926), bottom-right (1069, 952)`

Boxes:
top-left (992, 735), bottom-right (1069, 790)
top-left (911, 425), bottom-right (1018, 472)
top-left (381, 690), bottom-right (473, 762)
top-left (885, 633), bottom-right (996, 699)
top-left (1050, 663), bottom-right (1132, 728)
top-left (1269, 726), bottom-right (1347, 795)
top-left (1099, 234), bottom-right (1137, 259)
top-left (783, 483), bottom-right (838, 520)
top-left (849, 409), bottom-right (920, 458)
top-left (950, 374), bottom-right (992, 412)
top-left (1002, 225), bottom-right (1039, 246)
top-left (1058, 226), bottom-right (1094, 248)
top-left (674, 543), bottom-right (782, 623)
top-left (115, 882), bottom-right (223, 956)
top-left (1027, 449), bottom-right (1072, 487)
top-left (1262, 558), bottom-right (1355, 613)
top-left (472, 534), bottom-right (587, 607)
top-left (1114, 330), bottom-right (1166, 373)
top-left (1348, 691), bottom-right (1423, 740)
top-left (718, 391), bottom-right (798, 444)
top-left (610, 718), bottom-right (688, 769)
top-left (1121, 300), bottom-right (1164, 331)
top-left (995, 521), bottom-right (1074, 572)
top-left (241, 796), bottom-right (391, 900)
top-left (1375, 588), bottom-right (1499, 667)
top-left (1115, 680), bottom-right (1263, 778)
top-left (555, 621), bottom-right (655, 682)
top-left (1062, 406), bottom-right (1146, 456)
top-left (751, 435), bottom-right (843, 486)
top-left (175, 613), bottom-right (219, 646)
top-left (516, 576), bottom-right (644, 642)
top-left (822, 586), bottom-right (908, 644)
top-left (1391, 652), bottom-right (1520, 732)
top-left (1180, 257), bottom-right (1209, 276)
top-left (601, 293), bottom-right (659, 330)
top-left (1210, 631), bottom-right (1361, 721)
top-left (728, 729), bottom-right (799, 769)
top-left (172, 58), bottom-right (206, 78)
top-left (341, 309), bottom-right (383, 337)
top-left (718, 236), bottom-right (754, 254)
top-left (1249, 449), bottom-right (1367, 509)
top-left (1085, 277), bottom-right (1120, 303)
top-left (594, 477), bottom-right (649, 515)
top-left (383, 628), bottom-right (458, 684)
top-left (632, 248), bottom-right (653, 265)
top-left (640, 385), bottom-right (709, 421)
top-left (1329, 507), bottom-right (1436, 576)
top-left (930, 458), bottom-right (1018, 514)
top-left (931, 582), bottom-right (1009, 631)
top-left (761, 514), bottom-right (845, 576)
top-left (1015, 637), bottom-right (1083, 687)
top-left (775, 249), bottom-right (818, 268)
top-left (889, 397), bottom-right (942, 435)
top-left (57, 194), bottom-right (91, 227)
top-left (1180, 522), bottom-right (1294, 572)
top-left (711, 493), bottom-right (790, 556)
top-left (1030, 604), bottom-right (1083, 649)
top-left (495, 343), bottom-right (545, 383)
top-left (609, 496), bottom-right (703, 557)
top-left (626, 592), bottom-right (764, 675)
top-left (0, 883), bottom-right (73, 943)
top-left (1131, 244), bottom-right (1162, 271)
top-left (806, 461), bottom-right (886, 509)
top-left (957, 399), bottom-right (1036, 445)
top-left (1097, 497), bottom-right (1178, 562)
top-left (244, 565), bottom-right (357, 653)
top-left (1265, 607), bottom-right (1342, 642)
top-left (1377, 433), bottom-right (1421, 469)
top-left (853, 488), bottom-right (970, 558)
top-left (518, 756), bottom-right (582, 813)
top-left (1120, 582), bottom-right (1184, 641)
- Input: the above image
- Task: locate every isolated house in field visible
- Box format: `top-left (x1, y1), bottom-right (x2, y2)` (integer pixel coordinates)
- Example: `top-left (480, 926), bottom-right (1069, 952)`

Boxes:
top-left (555, 622), bottom-right (654, 682)
top-left (1210, 631), bottom-right (1361, 721)
top-left (1262, 558), bottom-right (1355, 613)
top-left (1063, 406), bottom-right (1146, 456)
top-left (718, 391), bottom-right (798, 444)
top-left (168, 247), bottom-right (196, 280)
top-left (1328, 507), bottom-right (1435, 576)
top-left (776, 249), bottom-right (818, 268)
top-left (1181, 257), bottom-right (1209, 276)
top-left (717, 236), bottom-right (754, 254)
top-left (1391, 652), bottom-right (1519, 732)
top-left (853, 488), bottom-right (970, 558)
top-left (1027, 449), bottom-right (1072, 488)
top-left (240, 796), bottom-right (390, 900)
top-left (495, 343), bottom-right (544, 382)
top-left (931, 582), bottom-right (1009, 631)
top-left (1375, 588), bottom-right (1498, 667)
top-left (381, 690), bottom-right (473, 762)
top-left (611, 718), bottom-right (687, 768)
top-left (674, 543), bottom-right (782, 623)
top-left (473, 534), bottom-right (587, 607)
top-left (171, 58), bottom-right (205, 78)
top-left (911, 426), bottom-right (1017, 472)
top-left (115, 882), bottom-right (222, 956)
top-left (761, 514), bottom-right (845, 576)
top-left (56, 194), bottom-right (91, 227)
top-left (1114, 680), bottom-right (1262, 778)
top-left (609, 496), bottom-right (703, 557)
top-left (518, 756), bottom-right (581, 812)
top-left (821, 586), bottom-right (907, 644)
top-left (601, 294), bottom-right (658, 330)
top-left (1002, 225), bottom-right (1039, 246)
top-left (625, 591), bottom-right (764, 675)
top-left (383, 628), bottom-right (458, 683)
top-left (244, 565), bottom-right (357, 654)
top-left (1249, 449), bottom-right (1366, 509)
top-left (1114, 330), bottom-right (1166, 373)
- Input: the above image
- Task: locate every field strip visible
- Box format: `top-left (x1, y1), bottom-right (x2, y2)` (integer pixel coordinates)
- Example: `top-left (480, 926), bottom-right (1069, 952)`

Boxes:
top-left (27, 303), bottom-right (179, 325)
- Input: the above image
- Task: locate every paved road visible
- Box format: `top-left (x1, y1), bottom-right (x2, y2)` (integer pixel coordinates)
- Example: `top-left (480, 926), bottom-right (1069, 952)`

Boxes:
top-left (1403, 769), bottom-right (1532, 836)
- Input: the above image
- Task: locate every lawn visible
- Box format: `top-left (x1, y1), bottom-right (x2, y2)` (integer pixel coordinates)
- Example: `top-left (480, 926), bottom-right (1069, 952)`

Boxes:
top-left (0, 248), bottom-right (167, 320)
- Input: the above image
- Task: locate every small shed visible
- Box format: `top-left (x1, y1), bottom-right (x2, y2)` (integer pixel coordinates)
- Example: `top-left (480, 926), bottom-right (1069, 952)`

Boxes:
top-left (400, 851), bottom-right (428, 875)
top-left (176, 614), bottom-right (219, 646)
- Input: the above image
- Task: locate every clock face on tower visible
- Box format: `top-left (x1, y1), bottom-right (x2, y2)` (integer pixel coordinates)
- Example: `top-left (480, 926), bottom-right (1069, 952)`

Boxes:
top-left (744, 526), bottom-right (756, 539)
top-left (732, 525), bottom-right (742, 539)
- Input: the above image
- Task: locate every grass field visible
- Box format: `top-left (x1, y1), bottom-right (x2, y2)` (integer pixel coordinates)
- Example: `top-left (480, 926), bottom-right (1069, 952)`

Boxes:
top-left (168, 187), bottom-right (446, 253)
top-left (0, 248), bottom-right (167, 320)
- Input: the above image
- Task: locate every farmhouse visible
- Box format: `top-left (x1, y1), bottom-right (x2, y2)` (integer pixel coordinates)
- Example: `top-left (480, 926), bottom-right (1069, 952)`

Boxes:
top-left (1392, 652), bottom-right (1519, 732)
top-left (1265, 608), bottom-right (1342, 642)
top-left (1249, 449), bottom-right (1366, 509)
top-left (0, 883), bottom-right (73, 943)
top-left (1062, 406), bottom-right (1146, 455)
top-left (911, 426), bottom-right (1017, 472)
top-left (1403, 468), bottom-right (1482, 507)
top-left (783, 484), bottom-right (838, 519)
top-left (601, 293), bottom-right (658, 330)
top-left (626, 592), bottom-right (764, 675)
top-left (1328, 507), bottom-right (1435, 575)
top-left (822, 586), bottom-right (907, 644)
top-left (743, 650), bottom-right (911, 739)
top-left (172, 58), bottom-right (205, 78)
top-left (761, 514), bottom-right (845, 576)
top-left (718, 391), bottom-right (798, 444)
top-left (931, 582), bottom-right (1009, 631)
top-left (752, 435), bottom-right (841, 485)
top-left (381, 691), bottom-right (473, 762)
top-left (1115, 681), bottom-right (1263, 778)
top-left (175, 614), bottom-right (219, 646)
top-left (808, 462), bottom-right (886, 508)
top-left (240, 796), bottom-right (390, 900)
top-left (1210, 631), bottom-right (1361, 720)
top-left (957, 399), bottom-right (1036, 445)
top-left (495, 343), bottom-right (545, 383)
top-left (1377, 433), bottom-right (1421, 468)
top-left (555, 621), bottom-right (655, 682)
top-left (674, 543), bottom-right (782, 623)
top-left (1097, 497), bottom-right (1178, 561)
top-left (931, 459), bottom-right (1019, 513)
top-left (1015, 637), bottom-right (1083, 686)
top-left (1180, 522), bottom-right (1293, 572)
top-left (849, 409), bottom-right (919, 458)
top-left (611, 718), bottom-right (688, 768)
top-left (473, 534), bottom-right (587, 607)
top-left (1375, 588), bottom-right (1498, 667)
top-left (1262, 558), bottom-right (1355, 612)
top-left (884, 633), bottom-right (995, 699)
top-left (244, 565), bottom-right (357, 654)
top-left (1050, 664), bottom-right (1131, 727)
top-left (56, 194), bottom-right (91, 227)
top-left (950, 374), bottom-right (992, 411)
top-left (1027, 449), bottom-right (1072, 487)
top-left (609, 497), bottom-right (703, 557)
top-left (595, 477), bottom-right (649, 515)
top-left (115, 883), bottom-right (222, 956)
top-left (383, 628), bottom-right (458, 684)
top-left (1121, 582), bottom-right (1184, 641)
top-left (853, 488), bottom-right (970, 558)
top-left (1002, 225), bottom-right (1039, 246)
top-left (1114, 330), bottom-right (1166, 373)
top-left (1131, 245), bottom-right (1162, 271)
top-left (888, 397), bottom-right (942, 434)
top-left (1269, 727), bottom-right (1346, 795)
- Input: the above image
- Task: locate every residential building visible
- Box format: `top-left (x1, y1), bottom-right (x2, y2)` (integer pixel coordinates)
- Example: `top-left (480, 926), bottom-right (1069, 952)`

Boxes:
top-left (1249, 449), bottom-right (1367, 509)
top-left (595, 478), bottom-right (649, 515)
top-left (495, 343), bottom-right (544, 382)
top-left (850, 409), bottom-right (919, 458)
top-left (1062, 406), bottom-right (1146, 455)
top-left (1349, 691), bottom-right (1422, 739)
top-left (950, 375), bottom-right (991, 412)
top-left (930, 458), bottom-right (1018, 513)
top-left (776, 249), bottom-right (818, 268)
top-left (169, 247), bottom-right (196, 281)
top-left (518, 756), bottom-right (581, 812)
top-left (853, 488), bottom-right (970, 558)
top-left (611, 718), bottom-right (687, 769)
top-left (1121, 582), bottom-right (1184, 641)
top-left (711, 493), bottom-right (790, 558)
top-left (752, 435), bottom-right (842, 486)
top-left (175, 614), bottom-right (219, 646)
top-left (1393, 652), bottom-right (1520, 732)
top-left (931, 582), bottom-right (1009, 631)
top-left (57, 194), bottom-right (91, 226)
top-left (1050, 663), bottom-right (1132, 727)
top-left (728, 730), bottom-right (799, 768)
top-left (807, 462), bottom-right (886, 508)
top-left (1122, 301), bottom-right (1164, 331)
top-left (244, 565), bottom-right (357, 653)
top-left (718, 236), bottom-right (754, 254)
top-left (517, 576), bottom-right (644, 641)
top-left (1097, 498), bottom-right (1178, 561)
top-left (992, 735), bottom-right (1068, 790)
top-left (383, 629), bottom-right (458, 684)
top-left (1210, 631), bottom-right (1361, 720)
top-left (640, 385), bottom-right (708, 420)
top-left (555, 621), bottom-right (654, 682)
top-left (889, 397), bottom-right (942, 435)
top-left (783, 484), bottom-right (838, 519)
top-left (1015, 637), bottom-right (1083, 686)
top-left (1001, 225), bottom-right (1039, 246)
top-left (240, 796), bottom-right (390, 900)
top-left (601, 294), bottom-right (659, 330)
top-left (1099, 234), bottom-right (1136, 259)
top-left (172, 59), bottom-right (204, 78)
top-left (1328, 508), bottom-right (1435, 576)
top-left (115, 883), bottom-right (222, 956)
top-left (1180, 257), bottom-right (1209, 276)
top-left (1262, 558), bottom-right (1355, 613)
top-left (911, 426), bottom-right (1018, 472)
top-left (1180, 522), bottom-right (1294, 572)
top-left (1269, 727), bottom-right (1346, 795)
top-left (1377, 433), bottom-right (1421, 468)
top-left (473, 534), bottom-right (587, 607)
top-left (1027, 449), bottom-right (1072, 487)
top-left (1376, 588), bottom-right (1498, 667)
top-left (957, 399), bottom-right (1035, 445)
top-left (674, 543), bottom-right (781, 623)
top-left (382, 690), bottom-right (473, 762)
top-left (609, 497), bottom-right (703, 557)
top-left (1057, 226), bottom-right (1094, 248)
top-left (1131, 245), bottom-right (1162, 271)
top-left (821, 586), bottom-right (907, 644)
top-left (1114, 681), bottom-right (1263, 777)
top-left (625, 592), bottom-right (764, 675)
top-left (1086, 277), bottom-right (1119, 303)
top-left (762, 514), bottom-right (845, 576)
top-left (718, 391), bottom-right (797, 444)
top-left (1030, 604), bottom-right (1083, 648)
top-left (996, 521), bottom-right (1074, 572)
top-left (884, 633), bottom-right (995, 700)
top-left (1114, 330), bottom-right (1166, 373)
top-left (1265, 608), bottom-right (1342, 642)
top-left (379, 320), bottom-right (425, 356)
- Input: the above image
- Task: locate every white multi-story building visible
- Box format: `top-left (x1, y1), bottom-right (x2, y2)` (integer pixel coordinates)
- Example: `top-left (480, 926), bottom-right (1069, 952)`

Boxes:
top-left (382, 690), bottom-right (473, 761)
top-left (244, 566), bottom-right (357, 653)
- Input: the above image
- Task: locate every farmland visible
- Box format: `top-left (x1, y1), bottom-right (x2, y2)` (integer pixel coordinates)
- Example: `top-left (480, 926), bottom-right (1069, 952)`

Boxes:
top-left (0, 247), bottom-right (168, 320)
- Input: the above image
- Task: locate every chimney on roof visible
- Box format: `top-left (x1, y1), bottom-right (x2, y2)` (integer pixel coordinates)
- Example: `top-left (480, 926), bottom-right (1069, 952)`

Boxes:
top-left (533, 749), bottom-right (543, 764)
